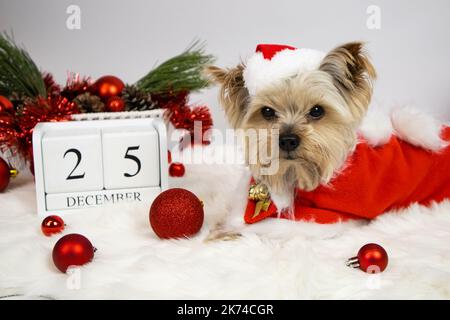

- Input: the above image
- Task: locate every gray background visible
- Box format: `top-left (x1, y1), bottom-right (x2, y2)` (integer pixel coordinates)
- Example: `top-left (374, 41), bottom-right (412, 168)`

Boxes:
top-left (1, 0), bottom-right (449, 131)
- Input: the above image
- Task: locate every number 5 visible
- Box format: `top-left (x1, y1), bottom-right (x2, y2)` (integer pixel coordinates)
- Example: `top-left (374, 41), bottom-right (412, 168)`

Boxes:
top-left (124, 146), bottom-right (141, 177)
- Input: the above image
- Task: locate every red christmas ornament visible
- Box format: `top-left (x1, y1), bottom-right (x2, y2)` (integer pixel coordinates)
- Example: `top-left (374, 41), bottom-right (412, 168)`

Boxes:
top-left (169, 162), bottom-right (185, 177)
top-left (168, 150), bottom-right (172, 163)
top-left (105, 96), bottom-right (125, 112)
top-left (0, 95), bottom-right (14, 113)
top-left (41, 215), bottom-right (65, 236)
top-left (149, 188), bottom-right (204, 239)
top-left (347, 243), bottom-right (389, 273)
top-left (52, 233), bottom-right (95, 273)
top-left (94, 75), bottom-right (125, 100)
top-left (0, 157), bottom-right (18, 192)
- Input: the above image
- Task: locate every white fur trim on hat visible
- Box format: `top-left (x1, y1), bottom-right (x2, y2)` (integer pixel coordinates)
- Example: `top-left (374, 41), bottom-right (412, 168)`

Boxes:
top-left (243, 48), bottom-right (326, 95)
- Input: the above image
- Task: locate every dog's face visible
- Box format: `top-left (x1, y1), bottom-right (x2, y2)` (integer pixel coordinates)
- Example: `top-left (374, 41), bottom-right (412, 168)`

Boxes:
top-left (207, 42), bottom-right (376, 195)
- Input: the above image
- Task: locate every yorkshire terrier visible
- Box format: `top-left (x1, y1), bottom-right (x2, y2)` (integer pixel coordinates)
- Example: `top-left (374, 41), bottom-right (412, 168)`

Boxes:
top-left (206, 42), bottom-right (450, 228)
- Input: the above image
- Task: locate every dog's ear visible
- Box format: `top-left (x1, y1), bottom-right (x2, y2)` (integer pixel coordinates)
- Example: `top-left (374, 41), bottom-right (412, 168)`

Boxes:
top-left (205, 64), bottom-right (249, 128)
top-left (319, 42), bottom-right (376, 121)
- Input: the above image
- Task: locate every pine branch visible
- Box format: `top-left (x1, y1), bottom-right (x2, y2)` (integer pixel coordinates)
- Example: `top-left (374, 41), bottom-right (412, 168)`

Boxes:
top-left (136, 40), bottom-right (215, 95)
top-left (0, 32), bottom-right (46, 98)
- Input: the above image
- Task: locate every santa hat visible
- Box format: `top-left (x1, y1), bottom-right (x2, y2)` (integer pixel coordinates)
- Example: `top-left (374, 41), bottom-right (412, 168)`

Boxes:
top-left (243, 44), bottom-right (325, 95)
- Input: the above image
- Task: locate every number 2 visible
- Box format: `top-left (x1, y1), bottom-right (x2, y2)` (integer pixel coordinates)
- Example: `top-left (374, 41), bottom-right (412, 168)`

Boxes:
top-left (64, 148), bottom-right (85, 180)
top-left (124, 146), bottom-right (141, 177)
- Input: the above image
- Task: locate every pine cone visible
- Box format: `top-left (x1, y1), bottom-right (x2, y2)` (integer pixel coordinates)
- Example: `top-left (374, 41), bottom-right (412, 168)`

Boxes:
top-left (122, 85), bottom-right (157, 111)
top-left (73, 93), bottom-right (105, 113)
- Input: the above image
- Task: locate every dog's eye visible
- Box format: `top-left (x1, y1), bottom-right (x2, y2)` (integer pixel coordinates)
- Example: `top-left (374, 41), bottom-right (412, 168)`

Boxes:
top-left (261, 107), bottom-right (276, 120)
top-left (308, 105), bottom-right (325, 120)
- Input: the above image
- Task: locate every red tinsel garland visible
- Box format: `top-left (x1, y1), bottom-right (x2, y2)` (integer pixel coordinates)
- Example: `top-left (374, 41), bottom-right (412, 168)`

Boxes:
top-left (155, 91), bottom-right (213, 145)
top-left (42, 72), bottom-right (61, 98)
top-left (1, 76), bottom-right (213, 164)
top-left (60, 73), bottom-right (92, 101)
top-left (1, 96), bottom-right (79, 162)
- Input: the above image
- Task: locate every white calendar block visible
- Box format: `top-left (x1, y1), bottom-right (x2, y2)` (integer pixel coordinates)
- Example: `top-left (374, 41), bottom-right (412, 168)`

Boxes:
top-left (32, 116), bottom-right (169, 216)
top-left (41, 129), bottom-right (103, 193)
top-left (102, 127), bottom-right (160, 189)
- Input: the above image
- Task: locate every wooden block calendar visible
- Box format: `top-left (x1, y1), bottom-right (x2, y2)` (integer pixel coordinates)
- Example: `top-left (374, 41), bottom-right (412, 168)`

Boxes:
top-left (32, 113), bottom-right (168, 216)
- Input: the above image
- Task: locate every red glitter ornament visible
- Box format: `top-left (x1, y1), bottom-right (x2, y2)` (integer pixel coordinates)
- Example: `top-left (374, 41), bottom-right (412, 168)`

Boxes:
top-left (149, 188), bottom-right (204, 239)
top-left (0, 157), bottom-right (18, 192)
top-left (41, 215), bottom-right (65, 236)
top-left (347, 243), bottom-right (389, 273)
top-left (0, 95), bottom-right (14, 113)
top-left (94, 75), bottom-right (125, 100)
top-left (52, 233), bottom-right (95, 273)
top-left (169, 162), bottom-right (185, 177)
top-left (105, 96), bottom-right (125, 112)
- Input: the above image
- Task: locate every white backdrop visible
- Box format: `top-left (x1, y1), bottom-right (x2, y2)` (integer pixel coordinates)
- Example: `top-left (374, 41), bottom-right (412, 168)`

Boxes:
top-left (1, 0), bottom-right (449, 131)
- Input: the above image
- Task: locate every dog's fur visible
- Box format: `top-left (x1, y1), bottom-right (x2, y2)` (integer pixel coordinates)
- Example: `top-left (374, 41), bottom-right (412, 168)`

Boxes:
top-left (206, 42), bottom-right (376, 206)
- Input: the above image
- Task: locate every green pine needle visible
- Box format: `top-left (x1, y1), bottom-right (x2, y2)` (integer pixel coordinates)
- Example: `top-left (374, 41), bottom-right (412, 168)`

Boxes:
top-left (136, 40), bottom-right (215, 95)
top-left (0, 32), bottom-right (46, 98)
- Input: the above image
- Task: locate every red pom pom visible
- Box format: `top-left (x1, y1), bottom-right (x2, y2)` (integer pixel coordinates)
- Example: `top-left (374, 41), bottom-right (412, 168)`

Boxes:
top-left (169, 162), bottom-right (185, 177)
top-left (52, 233), bottom-right (95, 273)
top-left (41, 215), bottom-right (65, 236)
top-left (105, 96), bottom-right (125, 112)
top-left (347, 243), bottom-right (389, 273)
top-left (94, 75), bottom-right (125, 100)
top-left (149, 188), bottom-right (204, 239)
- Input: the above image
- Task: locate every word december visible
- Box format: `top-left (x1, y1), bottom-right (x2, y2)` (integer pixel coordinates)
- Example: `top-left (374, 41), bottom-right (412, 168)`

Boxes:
top-left (66, 192), bottom-right (142, 208)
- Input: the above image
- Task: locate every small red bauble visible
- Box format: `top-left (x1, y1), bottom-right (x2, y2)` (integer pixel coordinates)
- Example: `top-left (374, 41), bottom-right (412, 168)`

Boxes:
top-left (105, 96), bottom-right (125, 112)
top-left (52, 233), bottom-right (95, 273)
top-left (0, 157), bottom-right (17, 192)
top-left (0, 95), bottom-right (13, 113)
top-left (150, 188), bottom-right (204, 239)
top-left (168, 150), bottom-right (172, 163)
top-left (41, 215), bottom-right (65, 236)
top-left (169, 162), bottom-right (185, 177)
top-left (94, 75), bottom-right (125, 100)
top-left (347, 243), bottom-right (389, 273)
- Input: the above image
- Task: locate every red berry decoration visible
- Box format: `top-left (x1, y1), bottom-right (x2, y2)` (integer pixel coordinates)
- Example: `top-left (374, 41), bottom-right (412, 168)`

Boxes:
top-left (52, 233), bottom-right (95, 273)
top-left (150, 188), bottom-right (204, 239)
top-left (0, 95), bottom-right (14, 113)
top-left (105, 96), bottom-right (125, 112)
top-left (0, 157), bottom-right (18, 192)
top-left (169, 162), bottom-right (185, 177)
top-left (41, 215), bottom-right (65, 236)
top-left (93, 75), bottom-right (125, 100)
top-left (347, 243), bottom-right (389, 273)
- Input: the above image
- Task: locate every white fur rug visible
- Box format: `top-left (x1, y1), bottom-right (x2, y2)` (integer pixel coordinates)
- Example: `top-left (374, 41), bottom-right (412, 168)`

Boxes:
top-left (1, 145), bottom-right (450, 300)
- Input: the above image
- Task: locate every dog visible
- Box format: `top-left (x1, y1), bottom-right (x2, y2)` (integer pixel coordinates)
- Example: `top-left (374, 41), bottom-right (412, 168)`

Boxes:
top-left (206, 42), bottom-right (450, 227)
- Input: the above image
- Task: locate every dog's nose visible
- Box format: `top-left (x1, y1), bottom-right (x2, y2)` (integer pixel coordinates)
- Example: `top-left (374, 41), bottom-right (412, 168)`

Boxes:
top-left (279, 134), bottom-right (300, 151)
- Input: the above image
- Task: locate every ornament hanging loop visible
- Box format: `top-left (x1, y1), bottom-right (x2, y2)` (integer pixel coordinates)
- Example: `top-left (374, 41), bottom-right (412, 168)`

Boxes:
top-left (9, 168), bottom-right (18, 178)
top-left (346, 256), bottom-right (360, 269)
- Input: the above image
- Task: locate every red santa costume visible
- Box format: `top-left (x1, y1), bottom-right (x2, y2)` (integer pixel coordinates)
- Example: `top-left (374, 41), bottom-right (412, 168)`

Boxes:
top-left (242, 44), bottom-right (450, 224)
